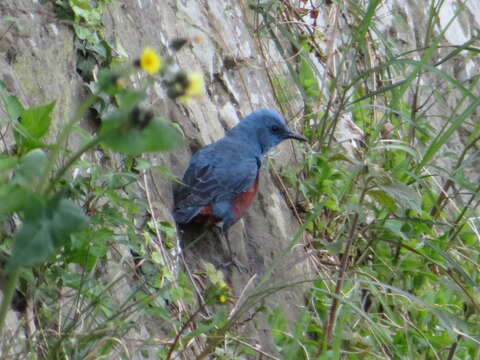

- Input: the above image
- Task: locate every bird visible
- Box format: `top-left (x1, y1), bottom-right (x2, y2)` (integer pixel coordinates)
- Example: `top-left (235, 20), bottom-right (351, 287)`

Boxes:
top-left (173, 109), bottom-right (306, 265)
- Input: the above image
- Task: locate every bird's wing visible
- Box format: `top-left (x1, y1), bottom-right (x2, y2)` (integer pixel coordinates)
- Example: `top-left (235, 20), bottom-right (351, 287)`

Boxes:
top-left (173, 143), bottom-right (261, 223)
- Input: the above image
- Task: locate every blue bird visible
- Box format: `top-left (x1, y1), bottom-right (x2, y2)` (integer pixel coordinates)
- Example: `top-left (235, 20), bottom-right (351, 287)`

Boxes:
top-left (173, 109), bottom-right (306, 262)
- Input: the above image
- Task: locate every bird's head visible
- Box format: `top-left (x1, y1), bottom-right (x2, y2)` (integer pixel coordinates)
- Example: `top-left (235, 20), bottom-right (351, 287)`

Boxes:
top-left (230, 109), bottom-right (307, 154)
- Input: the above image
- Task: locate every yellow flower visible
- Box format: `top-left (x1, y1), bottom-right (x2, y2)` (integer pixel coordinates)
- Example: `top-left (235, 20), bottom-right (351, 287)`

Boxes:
top-left (140, 47), bottom-right (162, 75)
top-left (219, 295), bottom-right (227, 303)
top-left (193, 35), bottom-right (204, 43)
top-left (184, 71), bottom-right (205, 98)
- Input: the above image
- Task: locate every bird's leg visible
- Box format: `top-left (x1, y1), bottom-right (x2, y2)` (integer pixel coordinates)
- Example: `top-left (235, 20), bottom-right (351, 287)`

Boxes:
top-left (212, 225), bottom-right (248, 272)
top-left (223, 228), bottom-right (235, 260)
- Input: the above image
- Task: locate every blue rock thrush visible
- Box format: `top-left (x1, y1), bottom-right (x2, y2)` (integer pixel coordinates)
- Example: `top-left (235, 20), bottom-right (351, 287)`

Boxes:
top-left (173, 109), bottom-right (306, 264)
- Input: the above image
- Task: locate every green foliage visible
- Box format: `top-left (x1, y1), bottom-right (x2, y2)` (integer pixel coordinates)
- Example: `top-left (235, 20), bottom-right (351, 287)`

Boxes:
top-left (0, 81), bottom-right (23, 123)
top-left (251, 0), bottom-right (480, 359)
top-left (12, 150), bottom-right (48, 196)
top-left (14, 102), bottom-right (55, 154)
top-left (0, 65), bottom-right (186, 355)
top-left (9, 197), bottom-right (88, 269)
top-left (100, 109), bottom-right (183, 155)
top-left (0, 0), bottom-right (191, 354)
top-left (298, 41), bottom-right (321, 101)
top-left (54, 0), bottom-right (116, 82)
top-left (55, 0), bottom-right (110, 44)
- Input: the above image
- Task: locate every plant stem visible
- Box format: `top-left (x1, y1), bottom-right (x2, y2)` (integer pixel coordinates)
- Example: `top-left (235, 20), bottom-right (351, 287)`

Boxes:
top-left (166, 303), bottom-right (205, 360)
top-left (323, 211), bottom-right (359, 343)
top-left (323, 185), bottom-right (367, 346)
top-left (0, 269), bottom-right (20, 336)
top-left (446, 335), bottom-right (462, 360)
top-left (39, 94), bottom-right (97, 195)
top-left (44, 135), bottom-right (104, 195)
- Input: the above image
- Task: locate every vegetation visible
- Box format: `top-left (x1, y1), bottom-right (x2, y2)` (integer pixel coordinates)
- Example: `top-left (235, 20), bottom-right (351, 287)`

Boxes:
top-left (256, 1), bottom-right (480, 358)
top-left (1, 0), bottom-right (480, 359)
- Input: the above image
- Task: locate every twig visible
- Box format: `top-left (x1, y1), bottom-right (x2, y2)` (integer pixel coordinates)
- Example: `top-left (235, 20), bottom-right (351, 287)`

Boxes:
top-left (324, 185), bottom-right (366, 344)
top-left (229, 274), bottom-right (257, 318)
top-left (323, 211), bottom-right (359, 343)
top-left (166, 304), bottom-right (205, 360)
top-left (446, 335), bottom-right (462, 360)
top-left (229, 336), bottom-right (281, 360)
top-left (0, 269), bottom-right (20, 335)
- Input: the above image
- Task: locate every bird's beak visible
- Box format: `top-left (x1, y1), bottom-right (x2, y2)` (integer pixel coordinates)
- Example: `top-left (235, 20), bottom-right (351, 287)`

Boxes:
top-left (286, 130), bottom-right (308, 142)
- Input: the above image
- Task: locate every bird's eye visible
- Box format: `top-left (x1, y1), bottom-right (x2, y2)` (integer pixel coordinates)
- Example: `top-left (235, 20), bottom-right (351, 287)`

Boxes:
top-left (271, 125), bottom-right (280, 133)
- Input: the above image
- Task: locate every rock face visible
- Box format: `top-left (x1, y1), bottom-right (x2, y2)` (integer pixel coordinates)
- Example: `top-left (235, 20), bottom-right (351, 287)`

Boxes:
top-left (1, 0), bottom-right (479, 357)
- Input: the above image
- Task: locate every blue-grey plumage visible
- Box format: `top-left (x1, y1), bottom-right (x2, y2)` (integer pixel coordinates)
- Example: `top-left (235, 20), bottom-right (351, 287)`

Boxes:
top-left (173, 108), bottom-right (306, 231)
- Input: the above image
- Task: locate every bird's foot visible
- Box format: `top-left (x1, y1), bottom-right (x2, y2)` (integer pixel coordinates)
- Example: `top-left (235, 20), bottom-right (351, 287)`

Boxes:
top-left (219, 257), bottom-right (249, 272)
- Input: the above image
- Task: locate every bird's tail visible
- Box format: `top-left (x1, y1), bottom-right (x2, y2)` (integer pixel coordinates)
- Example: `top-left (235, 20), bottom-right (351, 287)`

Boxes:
top-left (173, 206), bottom-right (202, 224)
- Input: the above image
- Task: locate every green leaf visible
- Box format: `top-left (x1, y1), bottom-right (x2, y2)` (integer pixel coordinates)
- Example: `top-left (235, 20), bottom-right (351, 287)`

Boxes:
top-left (9, 215), bottom-right (54, 269)
top-left (134, 158), bottom-right (152, 171)
top-left (20, 102), bottom-right (55, 139)
top-left (68, 229), bottom-right (110, 269)
top-left (117, 91), bottom-right (146, 111)
top-left (7, 196), bottom-right (89, 269)
top-left (379, 182), bottom-right (422, 212)
top-left (371, 141), bottom-right (420, 161)
top-left (86, 39), bottom-right (112, 61)
top-left (368, 189), bottom-right (398, 212)
top-left (203, 262), bottom-right (225, 284)
top-left (76, 55), bottom-right (97, 81)
top-left (0, 81), bottom-right (24, 122)
top-left (0, 154), bottom-right (18, 172)
top-left (101, 116), bottom-right (183, 155)
top-left (96, 68), bottom-right (127, 95)
top-left (418, 95), bottom-right (480, 170)
top-left (69, 0), bottom-right (92, 11)
top-left (328, 153), bottom-right (355, 164)
top-left (73, 23), bottom-right (99, 43)
top-left (15, 102), bottom-right (55, 152)
top-left (298, 52), bottom-right (320, 100)
top-left (183, 308), bottom-right (229, 341)
top-left (383, 220), bottom-right (409, 240)
top-left (324, 196), bottom-right (340, 211)
top-left (50, 198), bottom-right (89, 247)
top-left (0, 184), bottom-right (35, 216)
top-left (13, 149), bottom-right (48, 189)
top-left (70, 0), bottom-right (102, 25)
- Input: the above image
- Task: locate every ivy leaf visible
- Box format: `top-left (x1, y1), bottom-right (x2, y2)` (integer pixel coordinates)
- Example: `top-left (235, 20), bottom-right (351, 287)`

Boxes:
top-left (73, 23), bottom-right (99, 43)
top-left (70, 0), bottom-right (102, 25)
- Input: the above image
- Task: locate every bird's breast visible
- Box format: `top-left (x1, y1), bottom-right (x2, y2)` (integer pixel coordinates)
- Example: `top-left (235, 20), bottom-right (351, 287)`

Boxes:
top-left (231, 176), bottom-right (260, 221)
top-left (195, 175), bottom-right (260, 225)
top-left (197, 204), bottom-right (221, 224)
